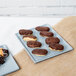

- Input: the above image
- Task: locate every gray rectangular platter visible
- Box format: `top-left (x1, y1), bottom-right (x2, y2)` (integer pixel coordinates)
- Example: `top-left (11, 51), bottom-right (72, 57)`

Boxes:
top-left (16, 24), bottom-right (73, 63)
top-left (0, 45), bottom-right (19, 76)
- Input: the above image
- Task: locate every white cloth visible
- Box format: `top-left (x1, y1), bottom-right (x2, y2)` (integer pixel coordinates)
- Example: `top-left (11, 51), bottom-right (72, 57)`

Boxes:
top-left (0, 17), bottom-right (62, 55)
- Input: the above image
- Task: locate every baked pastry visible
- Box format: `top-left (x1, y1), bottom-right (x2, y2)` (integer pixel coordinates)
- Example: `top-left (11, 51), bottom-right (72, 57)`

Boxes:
top-left (23, 35), bottom-right (37, 41)
top-left (45, 37), bottom-right (60, 44)
top-left (0, 48), bottom-right (9, 64)
top-left (27, 41), bottom-right (42, 48)
top-left (32, 49), bottom-right (48, 56)
top-left (40, 31), bottom-right (54, 37)
top-left (35, 26), bottom-right (50, 31)
top-left (19, 29), bottom-right (33, 35)
top-left (0, 48), bottom-right (4, 56)
top-left (49, 43), bottom-right (64, 51)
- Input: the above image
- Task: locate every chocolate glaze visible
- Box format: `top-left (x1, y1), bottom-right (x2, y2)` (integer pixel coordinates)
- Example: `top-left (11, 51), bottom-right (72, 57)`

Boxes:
top-left (19, 29), bottom-right (33, 35)
top-left (27, 41), bottom-right (42, 48)
top-left (23, 35), bottom-right (37, 39)
top-left (0, 55), bottom-right (5, 64)
top-left (35, 26), bottom-right (50, 31)
top-left (49, 43), bottom-right (64, 50)
top-left (45, 37), bottom-right (60, 44)
top-left (40, 31), bottom-right (54, 37)
top-left (32, 49), bottom-right (48, 55)
top-left (0, 49), bottom-right (9, 64)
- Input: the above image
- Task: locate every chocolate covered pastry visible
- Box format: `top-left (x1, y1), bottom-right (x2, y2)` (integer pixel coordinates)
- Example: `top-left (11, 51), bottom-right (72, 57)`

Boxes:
top-left (40, 31), bottom-right (54, 37)
top-left (49, 43), bottom-right (64, 51)
top-left (0, 48), bottom-right (9, 64)
top-left (35, 26), bottom-right (50, 31)
top-left (19, 29), bottom-right (33, 35)
top-left (45, 37), bottom-right (60, 44)
top-left (32, 49), bottom-right (48, 56)
top-left (23, 35), bottom-right (37, 41)
top-left (27, 41), bottom-right (42, 48)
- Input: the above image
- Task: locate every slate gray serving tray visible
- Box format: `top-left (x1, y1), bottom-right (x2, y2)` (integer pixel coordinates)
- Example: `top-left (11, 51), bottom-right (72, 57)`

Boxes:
top-left (16, 24), bottom-right (73, 63)
top-left (0, 45), bottom-right (19, 76)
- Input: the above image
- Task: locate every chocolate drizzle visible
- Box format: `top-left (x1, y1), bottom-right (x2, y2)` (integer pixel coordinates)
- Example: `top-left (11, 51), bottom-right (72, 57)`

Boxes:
top-left (49, 43), bottom-right (64, 50)
top-left (35, 26), bottom-right (50, 31)
top-left (40, 31), bottom-right (54, 37)
top-left (45, 37), bottom-right (60, 44)
top-left (32, 49), bottom-right (48, 55)
top-left (19, 29), bottom-right (33, 35)
top-left (27, 41), bottom-right (42, 48)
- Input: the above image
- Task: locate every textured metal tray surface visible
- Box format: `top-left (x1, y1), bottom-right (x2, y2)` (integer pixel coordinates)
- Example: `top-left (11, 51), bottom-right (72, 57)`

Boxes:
top-left (16, 24), bottom-right (73, 63)
top-left (0, 45), bottom-right (19, 76)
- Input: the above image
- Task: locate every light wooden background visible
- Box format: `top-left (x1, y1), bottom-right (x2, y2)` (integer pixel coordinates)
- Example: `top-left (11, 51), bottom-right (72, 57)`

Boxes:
top-left (0, 0), bottom-right (76, 17)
